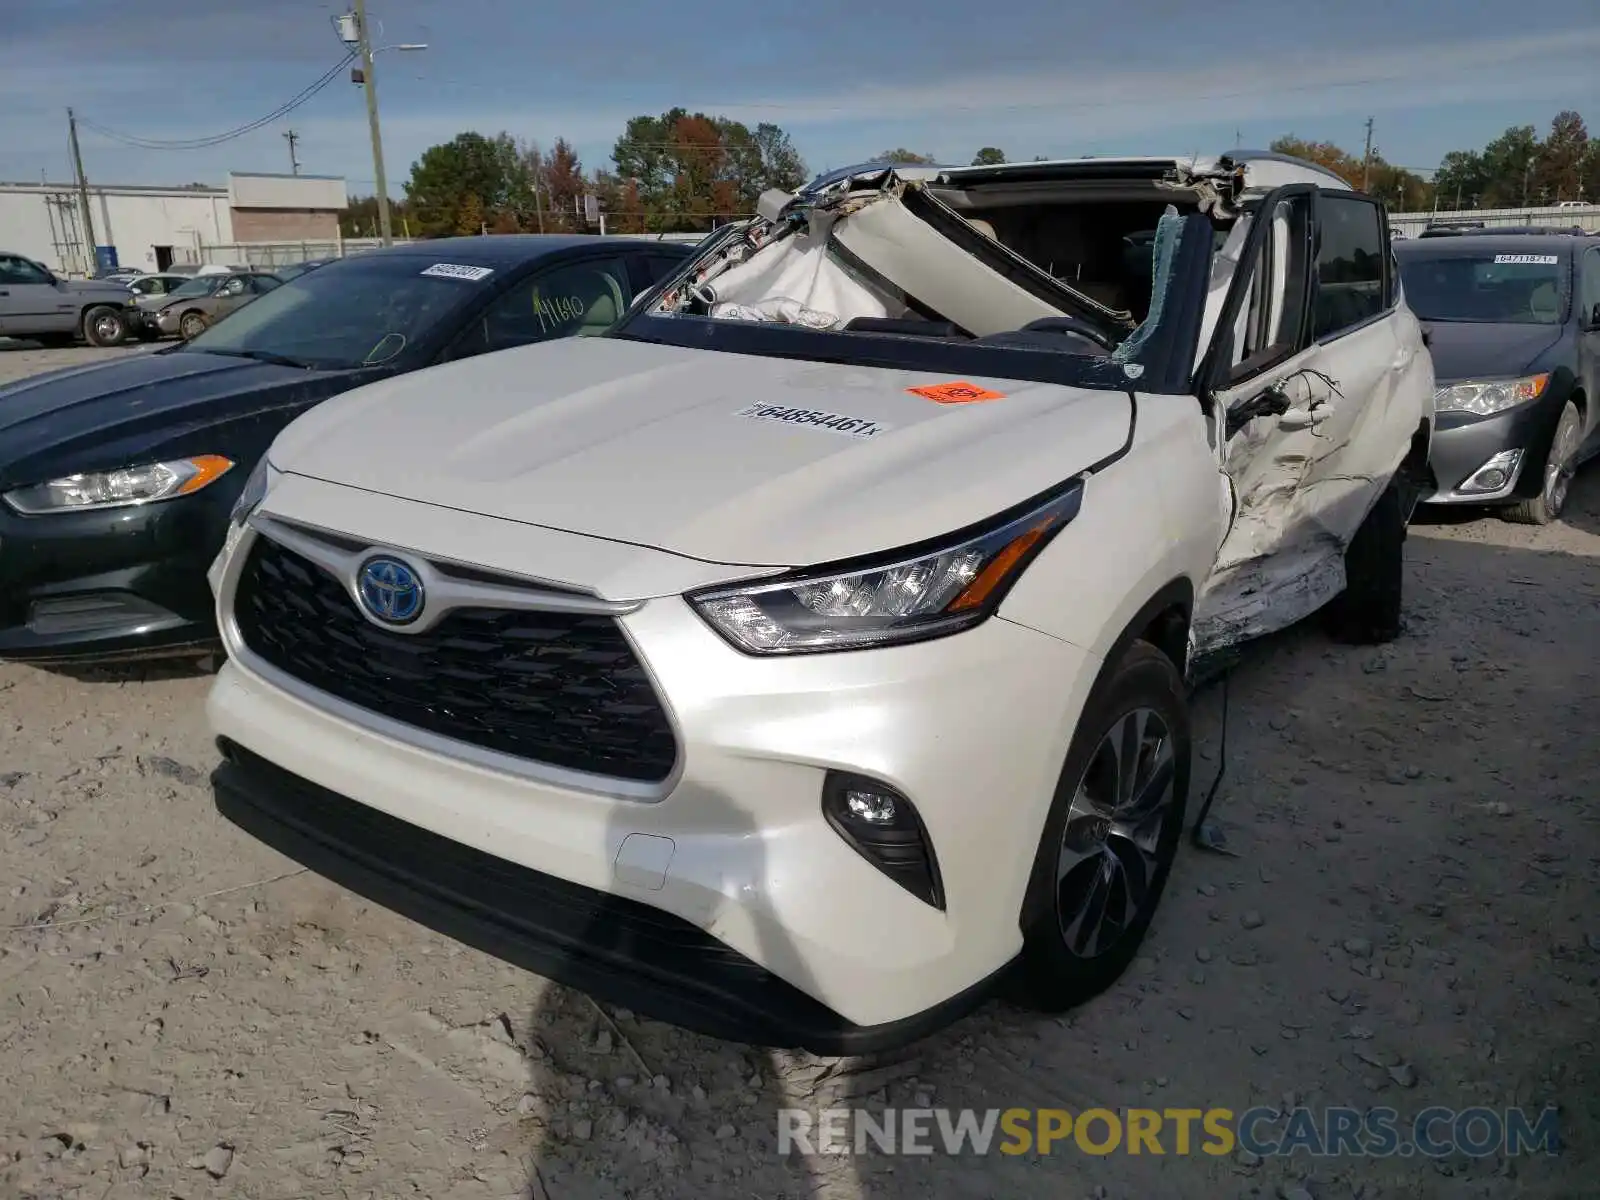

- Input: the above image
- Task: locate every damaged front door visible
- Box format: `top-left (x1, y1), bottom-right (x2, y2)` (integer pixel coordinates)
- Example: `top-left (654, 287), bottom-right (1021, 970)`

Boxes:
top-left (1192, 185), bottom-right (1409, 659)
top-left (1190, 186), bottom-right (1333, 656)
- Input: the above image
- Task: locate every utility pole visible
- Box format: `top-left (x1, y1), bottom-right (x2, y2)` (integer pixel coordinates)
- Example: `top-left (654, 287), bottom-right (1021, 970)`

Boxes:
top-left (354, 0), bottom-right (392, 245)
top-left (283, 129), bottom-right (301, 176)
top-left (1360, 116), bottom-right (1374, 192)
top-left (66, 108), bottom-right (97, 276)
top-left (1523, 160), bottom-right (1533, 207)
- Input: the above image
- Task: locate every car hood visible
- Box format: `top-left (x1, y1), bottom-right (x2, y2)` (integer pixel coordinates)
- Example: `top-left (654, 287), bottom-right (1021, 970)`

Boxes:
top-left (1421, 320), bottom-right (1566, 383)
top-left (271, 336), bottom-right (1133, 568)
top-left (58, 279), bottom-right (136, 303)
top-left (0, 349), bottom-right (365, 486)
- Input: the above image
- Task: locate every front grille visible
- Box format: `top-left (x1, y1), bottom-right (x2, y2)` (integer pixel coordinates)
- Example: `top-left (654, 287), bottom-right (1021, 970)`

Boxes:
top-left (233, 536), bottom-right (677, 783)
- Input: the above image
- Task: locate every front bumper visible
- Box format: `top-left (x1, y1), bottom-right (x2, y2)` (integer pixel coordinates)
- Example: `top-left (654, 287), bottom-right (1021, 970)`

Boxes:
top-left (0, 488), bottom-right (232, 662)
top-left (206, 517), bottom-right (1102, 1044)
top-left (1424, 391), bottom-right (1566, 505)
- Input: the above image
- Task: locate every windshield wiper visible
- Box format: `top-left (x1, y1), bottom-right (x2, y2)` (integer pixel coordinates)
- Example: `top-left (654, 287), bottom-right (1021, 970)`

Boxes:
top-left (196, 347), bottom-right (319, 370)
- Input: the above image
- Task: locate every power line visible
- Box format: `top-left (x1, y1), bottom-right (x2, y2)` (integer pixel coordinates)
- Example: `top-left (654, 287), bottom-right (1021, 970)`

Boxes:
top-left (78, 53), bottom-right (356, 151)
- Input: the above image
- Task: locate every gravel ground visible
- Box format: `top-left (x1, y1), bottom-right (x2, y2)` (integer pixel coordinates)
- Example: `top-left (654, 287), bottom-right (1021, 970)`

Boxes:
top-left (3, 344), bottom-right (1597, 1199)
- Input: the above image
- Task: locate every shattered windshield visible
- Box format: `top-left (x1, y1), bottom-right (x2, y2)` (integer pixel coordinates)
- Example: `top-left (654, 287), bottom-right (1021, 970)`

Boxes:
top-left (613, 172), bottom-right (1211, 394)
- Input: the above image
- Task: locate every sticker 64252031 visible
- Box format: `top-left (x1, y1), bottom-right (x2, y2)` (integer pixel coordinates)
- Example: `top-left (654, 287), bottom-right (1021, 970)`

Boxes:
top-left (735, 403), bottom-right (891, 438)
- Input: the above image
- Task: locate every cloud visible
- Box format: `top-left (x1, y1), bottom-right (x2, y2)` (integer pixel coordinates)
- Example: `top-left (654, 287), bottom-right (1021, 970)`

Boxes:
top-left (3, 23), bottom-right (1594, 188)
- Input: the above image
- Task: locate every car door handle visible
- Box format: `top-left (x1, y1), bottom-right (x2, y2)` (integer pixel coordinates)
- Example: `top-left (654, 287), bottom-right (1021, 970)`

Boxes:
top-left (0, 290), bottom-right (9, 296)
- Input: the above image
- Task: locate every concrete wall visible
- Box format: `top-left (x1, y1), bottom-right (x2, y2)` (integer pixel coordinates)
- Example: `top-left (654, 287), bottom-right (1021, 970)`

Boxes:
top-left (0, 183), bottom-right (234, 275)
top-left (228, 172), bottom-right (347, 211)
top-left (1391, 203), bottom-right (1600, 236)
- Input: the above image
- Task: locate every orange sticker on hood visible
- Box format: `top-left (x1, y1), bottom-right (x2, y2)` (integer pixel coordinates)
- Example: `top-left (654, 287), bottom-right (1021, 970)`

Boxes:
top-left (907, 381), bottom-right (1006, 405)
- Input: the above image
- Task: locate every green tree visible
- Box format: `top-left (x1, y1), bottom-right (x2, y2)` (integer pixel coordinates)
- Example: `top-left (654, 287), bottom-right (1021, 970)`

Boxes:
top-left (875, 148), bottom-right (938, 165)
top-left (340, 194), bottom-right (411, 238)
top-left (1534, 110), bottom-right (1588, 204)
top-left (1582, 141), bottom-right (1600, 204)
top-left (611, 110), bottom-right (807, 232)
top-left (403, 131), bottom-right (525, 237)
top-left (1434, 149), bottom-right (1491, 210)
top-left (971, 147), bottom-right (1007, 166)
top-left (455, 192), bottom-right (484, 236)
top-left (1479, 125), bottom-right (1540, 208)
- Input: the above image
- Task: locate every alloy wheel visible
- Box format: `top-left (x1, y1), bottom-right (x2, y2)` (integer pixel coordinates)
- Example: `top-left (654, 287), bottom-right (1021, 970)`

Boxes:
top-left (1056, 706), bottom-right (1177, 959)
top-left (93, 313), bottom-right (122, 342)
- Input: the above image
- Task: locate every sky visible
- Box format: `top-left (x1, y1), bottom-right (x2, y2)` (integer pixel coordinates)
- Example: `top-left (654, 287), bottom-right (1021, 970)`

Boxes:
top-left (2, 0), bottom-right (1597, 198)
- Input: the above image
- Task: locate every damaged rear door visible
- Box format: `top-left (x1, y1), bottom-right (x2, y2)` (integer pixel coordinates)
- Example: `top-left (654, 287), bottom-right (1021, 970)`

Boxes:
top-left (1190, 184), bottom-right (1409, 658)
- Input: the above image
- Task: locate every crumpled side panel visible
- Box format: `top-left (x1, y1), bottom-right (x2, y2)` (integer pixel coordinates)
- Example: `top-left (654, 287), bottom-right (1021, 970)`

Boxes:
top-left (1191, 312), bottom-right (1428, 658)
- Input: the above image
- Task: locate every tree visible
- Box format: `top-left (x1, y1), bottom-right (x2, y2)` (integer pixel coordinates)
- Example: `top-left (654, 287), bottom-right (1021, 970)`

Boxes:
top-left (537, 137), bottom-right (587, 232)
top-left (875, 148), bottom-right (938, 165)
top-left (455, 191), bottom-right (485, 236)
top-left (340, 194), bottom-right (411, 237)
top-left (1534, 110), bottom-right (1588, 204)
top-left (1479, 125), bottom-right (1540, 208)
top-left (1434, 150), bottom-right (1490, 210)
top-left (1271, 134), bottom-right (1432, 209)
top-left (611, 110), bottom-right (808, 232)
top-left (403, 131), bottom-right (526, 237)
top-left (971, 147), bottom-right (1007, 166)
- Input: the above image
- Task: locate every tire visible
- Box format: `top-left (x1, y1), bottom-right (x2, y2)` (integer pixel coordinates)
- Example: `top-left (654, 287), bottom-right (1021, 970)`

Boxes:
top-left (179, 311), bottom-right (208, 340)
top-left (82, 305), bottom-right (129, 348)
top-left (1503, 400), bottom-right (1582, 526)
top-left (1323, 479), bottom-right (1405, 645)
top-left (1016, 640), bottom-right (1191, 1011)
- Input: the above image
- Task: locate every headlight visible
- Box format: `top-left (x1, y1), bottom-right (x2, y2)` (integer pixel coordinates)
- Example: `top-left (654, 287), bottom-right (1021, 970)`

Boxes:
top-left (688, 481), bottom-right (1084, 654)
top-left (3, 455), bottom-right (234, 515)
top-left (229, 455), bottom-right (273, 526)
top-left (1434, 374), bottom-right (1548, 416)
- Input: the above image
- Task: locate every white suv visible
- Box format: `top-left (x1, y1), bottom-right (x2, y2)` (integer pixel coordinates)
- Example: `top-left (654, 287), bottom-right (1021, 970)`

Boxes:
top-left (205, 152), bottom-right (1433, 1053)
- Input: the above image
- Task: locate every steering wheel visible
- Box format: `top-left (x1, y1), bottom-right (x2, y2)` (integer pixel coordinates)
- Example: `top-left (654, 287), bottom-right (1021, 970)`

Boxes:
top-left (1020, 316), bottom-right (1117, 351)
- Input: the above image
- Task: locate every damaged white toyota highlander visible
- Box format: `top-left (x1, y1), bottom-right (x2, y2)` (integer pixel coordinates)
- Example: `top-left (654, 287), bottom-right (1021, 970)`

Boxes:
top-left (206, 152), bottom-right (1434, 1052)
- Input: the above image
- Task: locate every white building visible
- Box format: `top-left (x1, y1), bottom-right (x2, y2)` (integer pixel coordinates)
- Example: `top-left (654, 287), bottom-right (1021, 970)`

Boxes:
top-left (0, 172), bottom-right (349, 276)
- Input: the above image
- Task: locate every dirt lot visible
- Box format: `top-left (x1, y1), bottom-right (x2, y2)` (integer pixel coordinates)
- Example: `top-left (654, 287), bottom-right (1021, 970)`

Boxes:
top-left (2, 343), bottom-right (1597, 1200)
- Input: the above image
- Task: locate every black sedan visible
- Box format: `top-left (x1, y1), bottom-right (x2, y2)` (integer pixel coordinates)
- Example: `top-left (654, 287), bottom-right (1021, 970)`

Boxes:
top-left (1397, 230), bottom-right (1600, 524)
top-left (0, 235), bottom-right (693, 662)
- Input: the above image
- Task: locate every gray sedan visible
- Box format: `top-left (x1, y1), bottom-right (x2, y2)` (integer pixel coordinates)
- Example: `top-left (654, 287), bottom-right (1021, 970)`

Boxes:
top-left (151, 272), bottom-right (283, 340)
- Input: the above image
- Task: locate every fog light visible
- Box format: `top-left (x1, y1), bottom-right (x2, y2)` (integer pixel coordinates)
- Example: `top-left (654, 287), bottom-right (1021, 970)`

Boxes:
top-left (822, 772), bottom-right (945, 910)
top-left (1457, 448), bottom-right (1522, 496)
top-left (846, 789), bottom-right (897, 824)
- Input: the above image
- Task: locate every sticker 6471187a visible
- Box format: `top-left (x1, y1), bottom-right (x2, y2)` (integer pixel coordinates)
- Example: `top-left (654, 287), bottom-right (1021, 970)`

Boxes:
top-left (735, 403), bottom-right (891, 438)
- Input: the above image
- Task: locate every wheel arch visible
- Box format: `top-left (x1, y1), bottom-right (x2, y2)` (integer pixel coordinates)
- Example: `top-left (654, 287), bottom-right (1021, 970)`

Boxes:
top-left (1103, 577), bottom-right (1195, 684)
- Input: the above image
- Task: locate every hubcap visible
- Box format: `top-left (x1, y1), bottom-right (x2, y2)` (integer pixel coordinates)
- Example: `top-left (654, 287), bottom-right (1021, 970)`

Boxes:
top-left (1056, 707), bottom-right (1176, 959)
top-left (1544, 413), bottom-right (1580, 515)
top-left (94, 315), bottom-right (119, 340)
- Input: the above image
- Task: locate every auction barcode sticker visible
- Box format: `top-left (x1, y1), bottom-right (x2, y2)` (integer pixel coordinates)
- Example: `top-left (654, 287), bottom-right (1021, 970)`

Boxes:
top-left (735, 403), bottom-right (891, 438)
top-left (1493, 254), bottom-right (1559, 265)
top-left (420, 262), bottom-right (495, 281)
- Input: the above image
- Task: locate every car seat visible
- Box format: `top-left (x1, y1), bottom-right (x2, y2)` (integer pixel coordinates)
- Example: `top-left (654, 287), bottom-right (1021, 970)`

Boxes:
top-left (1529, 281), bottom-right (1560, 322)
